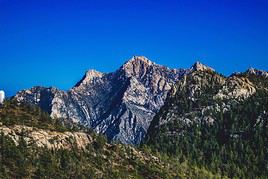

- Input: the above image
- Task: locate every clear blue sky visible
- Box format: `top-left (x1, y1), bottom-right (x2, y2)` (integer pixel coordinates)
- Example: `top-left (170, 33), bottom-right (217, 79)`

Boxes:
top-left (0, 0), bottom-right (267, 96)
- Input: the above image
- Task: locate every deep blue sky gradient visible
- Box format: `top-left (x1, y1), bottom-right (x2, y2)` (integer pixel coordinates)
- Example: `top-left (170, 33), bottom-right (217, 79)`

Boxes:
top-left (0, 0), bottom-right (268, 96)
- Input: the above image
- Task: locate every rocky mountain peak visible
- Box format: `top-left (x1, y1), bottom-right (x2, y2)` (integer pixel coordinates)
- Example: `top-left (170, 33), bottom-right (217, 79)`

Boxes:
top-left (125, 56), bottom-right (154, 66)
top-left (85, 69), bottom-right (104, 80)
top-left (74, 69), bottom-right (104, 88)
top-left (121, 56), bottom-right (156, 77)
top-left (245, 67), bottom-right (268, 77)
top-left (191, 61), bottom-right (215, 72)
top-left (14, 56), bottom-right (186, 145)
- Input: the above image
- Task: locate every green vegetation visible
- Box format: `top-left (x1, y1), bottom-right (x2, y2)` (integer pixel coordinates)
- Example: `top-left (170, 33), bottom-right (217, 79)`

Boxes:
top-left (0, 100), bottom-right (84, 132)
top-left (0, 100), bottom-right (223, 178)
top-left (145, 74), bottom-right (268, 178)
top-left (0, 132), bottom-right (225, 178)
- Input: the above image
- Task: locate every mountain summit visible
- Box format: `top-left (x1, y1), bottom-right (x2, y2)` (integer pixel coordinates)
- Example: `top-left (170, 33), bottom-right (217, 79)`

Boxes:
top-left (15, 56), bottom-right (187, 144)
top-left (190, 61), bottom-right (215, 72)
top-left (245, 67), bottom-right (268, 77)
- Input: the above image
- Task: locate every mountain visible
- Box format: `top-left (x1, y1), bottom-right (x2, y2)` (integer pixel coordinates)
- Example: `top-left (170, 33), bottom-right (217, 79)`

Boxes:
top-left (14, 56), bottom-right (187, 144)
top-left (0, 100), bottom-right (224, 178)
top-left (144, 65), bottom-right (268, 178)
top-left (6, 58), bottom-right (268, 178)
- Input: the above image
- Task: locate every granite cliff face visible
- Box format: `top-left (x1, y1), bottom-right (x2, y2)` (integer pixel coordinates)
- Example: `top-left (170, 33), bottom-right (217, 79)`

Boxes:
top-left (15, 56), bottom-right (187, 144)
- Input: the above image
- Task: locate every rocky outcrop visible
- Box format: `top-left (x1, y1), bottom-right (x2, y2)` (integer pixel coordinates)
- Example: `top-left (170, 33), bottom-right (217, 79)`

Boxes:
top-left (0, 124), bottom-right (92, 149)
top-left (15, 56), bottom-right (187, 144)
top-left (145, 65), bottom-right (267, 144)
top-left (190, 61), bottom-right (215, 72)
top-left (215, 76), bottom-right (256, 100)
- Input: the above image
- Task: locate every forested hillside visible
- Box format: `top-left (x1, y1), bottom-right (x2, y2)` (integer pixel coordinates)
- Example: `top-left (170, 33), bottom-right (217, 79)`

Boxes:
top-left (144, 70), bottom-right (268, 178)
top-left (0, 100), bottom-right (223, 178)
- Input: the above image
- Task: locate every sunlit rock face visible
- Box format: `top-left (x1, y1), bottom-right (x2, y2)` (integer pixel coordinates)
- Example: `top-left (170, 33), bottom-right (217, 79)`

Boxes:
top-left (0, 90), bottom-right (5, 104)
top-left (15, 56), bottom-right (187, 145)
top-left (0, 124), bottom-right (92, 150)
